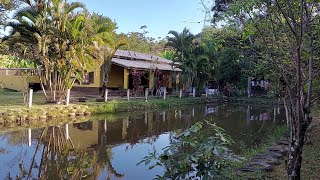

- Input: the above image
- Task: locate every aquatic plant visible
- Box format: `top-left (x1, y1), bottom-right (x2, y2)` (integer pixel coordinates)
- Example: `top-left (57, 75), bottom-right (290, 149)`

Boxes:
top-left (138, 121), bottom-right (244, 179)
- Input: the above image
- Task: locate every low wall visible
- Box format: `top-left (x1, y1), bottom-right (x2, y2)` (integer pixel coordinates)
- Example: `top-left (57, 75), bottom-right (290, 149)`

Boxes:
top-left (0, 75), bottom-right (41, 91)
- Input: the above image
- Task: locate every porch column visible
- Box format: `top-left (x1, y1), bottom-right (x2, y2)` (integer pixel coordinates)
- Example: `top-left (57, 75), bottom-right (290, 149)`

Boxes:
top-left (148, 70), bottom-right (154, 89)
top-left (124, 68), bottom-right (129, 89)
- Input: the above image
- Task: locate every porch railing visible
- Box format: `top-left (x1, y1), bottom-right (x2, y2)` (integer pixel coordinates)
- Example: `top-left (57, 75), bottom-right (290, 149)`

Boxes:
top-left (0, 68), bottom-right (45, 76)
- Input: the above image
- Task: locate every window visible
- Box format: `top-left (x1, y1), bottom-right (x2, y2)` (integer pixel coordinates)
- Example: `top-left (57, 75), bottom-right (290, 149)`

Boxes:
top-left (83, 72), bottom-right (94, 84)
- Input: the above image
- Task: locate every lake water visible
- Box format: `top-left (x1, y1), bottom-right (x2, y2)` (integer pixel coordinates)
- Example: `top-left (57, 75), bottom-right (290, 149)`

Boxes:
top-left (0, 103), bottom-right (285, 179)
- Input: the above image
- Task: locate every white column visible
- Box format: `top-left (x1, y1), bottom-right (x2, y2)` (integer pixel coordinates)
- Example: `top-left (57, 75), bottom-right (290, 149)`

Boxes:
top-left (163, 88), bottom-right (167, 100)
top-left (28, 89), bottom-right (33, 108)
top-left (66, 89), bottom-right (70, 105)
top-left (145, 88), bottom-right (148, 102)
top-left (104, 89), bottom-right (108, 102)
top-left (179, 89), bottom-right (182, 98)
top-left (28, 128), bottom-right (32, 147)
top-left (127, 89), bottom-right (130, 101)
top-left (192, 88), bottom-right (195, 97)
top-left (65, 124), bottom-right (69, 140)
top-left (53, 90), bottom-right (56, 101)
top-left (192, 108), bottom-right (195, 117)
top-left (179, 110), bottom-right (182, 119)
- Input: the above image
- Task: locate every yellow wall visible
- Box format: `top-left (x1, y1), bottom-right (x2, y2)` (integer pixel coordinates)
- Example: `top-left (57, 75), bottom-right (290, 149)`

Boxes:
top-left (107, 64), bottom-right (124, 88)
top-left (0, 75), bottom-right (41, 91)
top-left (163, 71), bottom-right (173, 88)
top-left (73, 67), bottom-right (102, 88)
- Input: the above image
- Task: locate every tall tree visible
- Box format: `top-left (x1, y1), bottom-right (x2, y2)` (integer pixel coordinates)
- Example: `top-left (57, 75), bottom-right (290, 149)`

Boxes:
top-left (211, 0), bottom-right (319, 178)
top-left (4, 0), bottom-right (124, 103)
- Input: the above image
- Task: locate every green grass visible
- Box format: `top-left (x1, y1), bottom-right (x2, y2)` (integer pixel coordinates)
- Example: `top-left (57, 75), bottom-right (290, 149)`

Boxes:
top-left (85, 97), bottom-right (207, 114)
top-left (0, 90), bottom-right (47, 106)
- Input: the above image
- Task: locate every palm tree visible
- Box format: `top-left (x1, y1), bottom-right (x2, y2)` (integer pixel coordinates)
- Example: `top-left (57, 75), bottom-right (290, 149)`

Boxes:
top-left (5, 0), bottom-right (125, 103)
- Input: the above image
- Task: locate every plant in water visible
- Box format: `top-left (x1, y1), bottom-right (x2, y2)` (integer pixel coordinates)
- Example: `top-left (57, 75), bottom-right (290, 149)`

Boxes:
top-left (138, 121), bottom-right (244, 179)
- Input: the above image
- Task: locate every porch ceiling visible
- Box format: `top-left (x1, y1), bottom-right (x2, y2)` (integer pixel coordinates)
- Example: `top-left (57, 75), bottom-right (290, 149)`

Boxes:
top-left (111, 58), bottom-right (182, 72)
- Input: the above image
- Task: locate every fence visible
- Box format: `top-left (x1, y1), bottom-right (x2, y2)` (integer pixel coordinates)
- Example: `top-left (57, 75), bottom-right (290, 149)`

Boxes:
top-left (0, 68), bottom-right (45, 76)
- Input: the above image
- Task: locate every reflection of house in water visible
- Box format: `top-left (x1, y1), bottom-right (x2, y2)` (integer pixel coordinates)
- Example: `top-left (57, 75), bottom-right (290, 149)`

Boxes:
top-left (246, 106), bottom-right (280, 121)
top-left (67, 109), bottom-right (204, 150)
top-left (205, 106), bottom-right (218, 115)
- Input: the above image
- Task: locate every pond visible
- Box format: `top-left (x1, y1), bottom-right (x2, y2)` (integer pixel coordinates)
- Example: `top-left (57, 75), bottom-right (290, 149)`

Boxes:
top-left (0, 103), bottom-right (285, 179)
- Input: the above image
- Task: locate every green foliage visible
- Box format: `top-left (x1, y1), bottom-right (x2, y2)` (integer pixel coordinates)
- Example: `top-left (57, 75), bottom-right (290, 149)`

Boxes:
top-left (138, 121), bottom-right (244, 179)
top-left (0, 54), bottom-right (35, 68)
top-left (118, 32), bottom-right (166, 54)
top-left (4, 0), bottom-right (125, 102)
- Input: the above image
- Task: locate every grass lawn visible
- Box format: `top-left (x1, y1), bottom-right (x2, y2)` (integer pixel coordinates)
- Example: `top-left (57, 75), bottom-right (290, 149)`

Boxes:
top-left (0, 90), bottom-right (47, 106)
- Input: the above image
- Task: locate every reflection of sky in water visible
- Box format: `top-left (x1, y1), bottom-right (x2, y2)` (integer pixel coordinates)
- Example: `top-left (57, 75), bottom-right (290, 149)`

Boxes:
top-left (0, 104), bottom-right (285, 179)
top-left (100, 134), bottom-right (169, 180)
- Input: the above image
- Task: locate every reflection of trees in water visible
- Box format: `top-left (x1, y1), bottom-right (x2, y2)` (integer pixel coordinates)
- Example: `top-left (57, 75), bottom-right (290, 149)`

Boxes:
top-left (9, 126), bottom-right (123, 180)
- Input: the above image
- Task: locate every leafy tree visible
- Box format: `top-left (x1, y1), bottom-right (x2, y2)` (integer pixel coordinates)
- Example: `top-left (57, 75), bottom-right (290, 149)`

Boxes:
top-left (4, 0), bottom-right (124, 103)
top-left (138, 121), bottom-right (243, 179)
top-left (211, 0), bottom-right (319, 178)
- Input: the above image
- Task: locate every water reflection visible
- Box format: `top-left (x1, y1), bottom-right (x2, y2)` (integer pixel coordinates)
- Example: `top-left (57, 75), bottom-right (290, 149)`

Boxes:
top-left (0, 104), bottom-right (285, 179)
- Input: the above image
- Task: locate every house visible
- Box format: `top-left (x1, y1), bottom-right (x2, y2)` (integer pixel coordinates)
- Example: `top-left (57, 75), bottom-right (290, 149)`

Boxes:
top-left (0, 50), bottom-right (181, 94)
top-left (72, 50), bottom-right (182, 95)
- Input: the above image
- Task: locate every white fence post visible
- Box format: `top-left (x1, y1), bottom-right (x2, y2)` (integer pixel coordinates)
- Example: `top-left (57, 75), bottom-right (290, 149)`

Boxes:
top-left (163, 88), bottom-right (167, 100)
top-left (179, 89), bottom-right (182, 98)
top-left (53, 90), bottom-right (56, 101)
top-left (192, 88), bottom-right (195, 97)
top-left (104, 89), bottom-right (108, 102)
top-left (65, 124), bottom-right (69, 140)
top-left (145, 88), bottom-right (148, 102)
top-left (127, 89), bottom-right (130, 101)
top-left (5, 69), bottom-right (8, 76)
top-left (28, 88), bottom-right (33, 108)
top-left (66, 89), bottom-right (71, 105)
top-left (205, 89), bottom-right (208, 98)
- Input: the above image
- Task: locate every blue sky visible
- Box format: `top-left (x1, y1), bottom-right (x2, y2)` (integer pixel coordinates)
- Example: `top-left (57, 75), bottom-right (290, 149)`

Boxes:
top-left (73, 0), bottom-right (209, 38)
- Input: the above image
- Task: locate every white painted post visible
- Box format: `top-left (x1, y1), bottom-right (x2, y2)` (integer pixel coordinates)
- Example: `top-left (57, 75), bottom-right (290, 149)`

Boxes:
top-left (192, 88), bottom-right (195, 97)
top-left (104, 89), bottom-right (108, 102)
top-left (163, 88), bottom-right (167, 100)
top-left (127, 89), bottom-right (130, 101)
top-left (53, 90), bottom-right (56, 101)
top-left (179, 89), bottom-right (182, 98)
top-left (5, 69), bottom-right (8, 75)
top-left (65, 124), bottom-right (69, 140)
top-left (28, 88), bottom-right (33, 108)
top-left (28, 128), bottom-right (31, 147)
top-left (205, 89), bottom-right (208, 98)
top-left (179, 110), bottom-right (182, 119)
top-left (66, 89), bottom-right (70, 105)
top-left (145, 88), bottom-right (148, 102)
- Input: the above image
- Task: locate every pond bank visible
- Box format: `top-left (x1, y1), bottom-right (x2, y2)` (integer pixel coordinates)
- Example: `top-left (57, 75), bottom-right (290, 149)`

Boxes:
top-left (269, 115), bottom-right (320, 179)
top-left (0, 97), bottom-right (213, 131)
